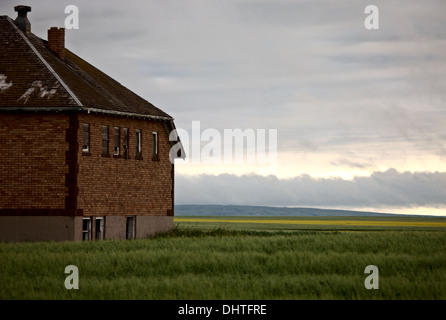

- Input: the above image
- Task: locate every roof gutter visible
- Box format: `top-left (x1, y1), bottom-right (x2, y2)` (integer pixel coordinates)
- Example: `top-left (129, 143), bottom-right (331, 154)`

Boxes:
top-left (0, 105), bottom-right (173, 121)
top-left (0, 106), bottom-right (82, 112)
top-left (85, 107), bottom-right (173, 121)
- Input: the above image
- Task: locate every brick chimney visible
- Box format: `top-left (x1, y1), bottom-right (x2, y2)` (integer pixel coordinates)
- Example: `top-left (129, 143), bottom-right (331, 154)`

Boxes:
top-left (14, 5), bottom-right (31, 34)
top-left (47, 27), bottom-right (65, 59)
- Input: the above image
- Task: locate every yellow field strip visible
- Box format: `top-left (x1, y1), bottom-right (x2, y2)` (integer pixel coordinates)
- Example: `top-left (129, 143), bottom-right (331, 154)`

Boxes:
top-left (174, 218), bottom-right (446, 228)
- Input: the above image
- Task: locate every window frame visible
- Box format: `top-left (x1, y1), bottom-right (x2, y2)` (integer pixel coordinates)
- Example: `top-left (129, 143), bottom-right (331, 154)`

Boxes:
top-left (123, 127), bottom-right (129, 159)
top-left (82, 123), bottom-right (90, 154)
top-left (135, 129), bottom-right (142, 160)
top-left (95, 217), bottom-right (104, 240)
top-left (101, 125), bottom-right (109, 157)
top-left (126, 216), bottom-right (136, 239)
top-left (152, 131), bottom-right (159, 161)
top-left (113, 126), bottom-right (120, 157)
top-left (82, 217), bottom-right (92, 241)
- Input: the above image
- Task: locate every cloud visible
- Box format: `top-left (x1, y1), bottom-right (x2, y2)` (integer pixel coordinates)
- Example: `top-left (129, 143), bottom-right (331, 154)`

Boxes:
top-left (175, 169), bottom-right (446, 209)
top-left (2, 0), bottom-right (445, 177)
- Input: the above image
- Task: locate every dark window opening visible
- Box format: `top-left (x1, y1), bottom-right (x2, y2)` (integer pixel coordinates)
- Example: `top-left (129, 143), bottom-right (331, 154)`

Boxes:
top-left (135, 129), bottom-right (142, 159)
top-left (126, 216), bottom-right (135, 239)
top-left (95, 217), bottom-right (104, 240)
top-left (123, 128), bottom-right (129, 159)
top-left (114, 127), bottom-right (120, 156)
top-left (82, 217), bottom-right (91, 241)
top-left (102, 126), bottom-right (109, 156)
top-left (82, 124), bottom-right (90, 153)
top-left (152, 131), bottom-right (159, 160)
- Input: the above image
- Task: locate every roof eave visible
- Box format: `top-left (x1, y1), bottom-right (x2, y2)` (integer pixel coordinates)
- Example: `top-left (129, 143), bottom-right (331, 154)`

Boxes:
top-left (0, 106), bottom-right (82, 112)
top-left (0, 105), bottom-right (173, 121)
top-left (84, 107), bottom-right (173, 121)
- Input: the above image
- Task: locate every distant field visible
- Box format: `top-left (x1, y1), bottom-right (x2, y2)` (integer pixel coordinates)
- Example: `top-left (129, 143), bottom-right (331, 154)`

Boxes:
top-left (174, 215), bottom-right (446, 231)
top-left (1, 216), bottom-right (445, 300)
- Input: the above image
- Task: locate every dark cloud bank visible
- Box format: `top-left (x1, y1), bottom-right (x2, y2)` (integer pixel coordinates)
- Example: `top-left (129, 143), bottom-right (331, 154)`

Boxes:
top-left (175, 169), bottom-right (446, 209)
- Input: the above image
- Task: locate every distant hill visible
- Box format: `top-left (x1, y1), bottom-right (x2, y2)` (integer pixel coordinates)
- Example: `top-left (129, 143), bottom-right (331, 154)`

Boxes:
top-left (174, 204), bottom-right (397, 217)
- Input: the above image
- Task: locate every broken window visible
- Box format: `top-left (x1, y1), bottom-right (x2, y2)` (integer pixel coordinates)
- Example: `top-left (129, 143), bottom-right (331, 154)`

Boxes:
top-left (82, 217), bottom-right (91, 241)
top-left (82, 123), bottom-right (90, 153)
top-left (126, 216), bottom-right (136, 239)
top-left (102, 126), bottom-right (109, 156)
top-left (123, 127), bottom-right (129, 159)
top-left (135, 129), bottom-right (142, 158)
top-left (95, 217), bottom-right (104, 240)
top-left (114, 127), bottom-right (120, 156)
top-left (152, 131), bottom-right (158, 159)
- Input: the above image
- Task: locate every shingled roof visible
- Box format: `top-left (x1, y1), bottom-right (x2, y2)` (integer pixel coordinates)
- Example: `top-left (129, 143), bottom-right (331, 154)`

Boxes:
top-left (0, 13), bottom-right (172, 120)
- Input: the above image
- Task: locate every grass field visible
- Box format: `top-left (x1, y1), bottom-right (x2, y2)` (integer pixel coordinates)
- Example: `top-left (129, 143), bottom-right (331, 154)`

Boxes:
top-left (1, 216), bottom-right (446, 300)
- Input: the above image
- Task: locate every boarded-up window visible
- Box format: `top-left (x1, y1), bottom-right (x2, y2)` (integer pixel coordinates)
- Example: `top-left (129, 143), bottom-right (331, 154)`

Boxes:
top-left (82, 124), bottom-right (90, 153)
top-left (102, 126), bottom-right (109, 156)
top-left (114, 127), bottom-right (120, 156)
top-left (135, 129), bottom-right (142, 157)
top-left (123, 128), bottom-right (129, 159)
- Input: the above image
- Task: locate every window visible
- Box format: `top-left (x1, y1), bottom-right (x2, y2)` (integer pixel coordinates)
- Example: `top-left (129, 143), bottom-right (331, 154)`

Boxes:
top-left (123, 128), bottom-right (129, 159)
top-left (114, 127), bottom-right (120, 156)
top-left (126, 217), bottom-right (136, 239)
top-left (135, 129), bottom-right (142, 158)
top-left (82, 217), bottom-right (91, 241)
top-left (152, 131), bottom-right (158, 159)
top-left (95, 217), bottom-right (104, 240)
top-left (82, 124), bottom-right (90, 153)
top-left (102, 126), bottom-right (109, 156)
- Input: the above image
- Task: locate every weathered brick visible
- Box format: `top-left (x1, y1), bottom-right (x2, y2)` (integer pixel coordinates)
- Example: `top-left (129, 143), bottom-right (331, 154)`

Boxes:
top-left (77, 113), bottom-right (174, 216)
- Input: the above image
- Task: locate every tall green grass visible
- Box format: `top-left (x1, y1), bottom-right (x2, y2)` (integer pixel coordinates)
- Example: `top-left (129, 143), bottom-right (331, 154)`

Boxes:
top-left (1, 228), bottom-right (445, 299)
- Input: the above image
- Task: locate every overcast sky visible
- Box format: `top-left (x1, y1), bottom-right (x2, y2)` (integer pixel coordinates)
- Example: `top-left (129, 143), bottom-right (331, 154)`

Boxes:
top-left (2, 0), bottom-right (445, 214)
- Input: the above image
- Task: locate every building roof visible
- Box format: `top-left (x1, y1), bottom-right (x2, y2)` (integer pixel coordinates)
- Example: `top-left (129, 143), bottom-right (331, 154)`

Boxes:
top-left (0, 15), bottom-right (172, 121)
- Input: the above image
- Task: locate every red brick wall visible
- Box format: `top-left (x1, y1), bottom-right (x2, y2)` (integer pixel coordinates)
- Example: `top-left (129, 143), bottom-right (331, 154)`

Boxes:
top-left (0, 113), bottom-right (69, 210)
top-left (0, 112), bottom-right (174, 218)
top-left (76, 113), bottom-right (174, 217)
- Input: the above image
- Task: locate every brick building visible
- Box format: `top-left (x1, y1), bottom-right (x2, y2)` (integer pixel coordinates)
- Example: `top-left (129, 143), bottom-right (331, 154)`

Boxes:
top-left (0, 6), bottom-right (184, 241)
